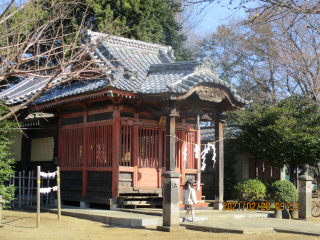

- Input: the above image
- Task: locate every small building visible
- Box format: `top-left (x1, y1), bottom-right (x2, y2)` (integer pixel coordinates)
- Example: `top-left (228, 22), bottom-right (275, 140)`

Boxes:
top-left (1, 31), bottom-right (248, 209)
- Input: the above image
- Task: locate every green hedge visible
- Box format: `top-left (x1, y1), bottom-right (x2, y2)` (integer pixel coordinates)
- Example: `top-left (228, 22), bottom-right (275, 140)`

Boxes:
top-left (232, 179), bottom-right (266, 202)
top-left (267, 180), bottom-right (298, 203)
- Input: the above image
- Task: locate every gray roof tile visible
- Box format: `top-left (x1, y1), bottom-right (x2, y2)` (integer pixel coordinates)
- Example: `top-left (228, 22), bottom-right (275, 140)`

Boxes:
top-left (1, 31), bottom-right (249, 106)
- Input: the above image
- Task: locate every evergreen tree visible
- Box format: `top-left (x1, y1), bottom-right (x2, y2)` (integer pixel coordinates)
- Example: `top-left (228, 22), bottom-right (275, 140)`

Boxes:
top-left (0, 102), bottom-right (17, 208)
top-left (69, 0), bottom-right (195, 61)
top-left (229, 95), bottom-right (320, 182)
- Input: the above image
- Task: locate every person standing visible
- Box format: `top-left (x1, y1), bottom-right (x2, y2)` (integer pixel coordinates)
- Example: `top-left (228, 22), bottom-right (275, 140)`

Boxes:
top-left (182, 179), bottom-right (197, 222)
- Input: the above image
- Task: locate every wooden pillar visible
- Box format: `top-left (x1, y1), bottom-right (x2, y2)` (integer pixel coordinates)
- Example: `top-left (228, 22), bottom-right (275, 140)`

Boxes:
top-left (82, 110), bottom-right (88, 197)
top-left (57, 167), bottom-right (61, 220)
top-left (58, 117), bottom-right (62, 167)
top-left (181, 128), bottom-right (186, 184)
top-left (37, 166), bottom-right (40, 228)
top-left (214, 113), bottom-right (224, 210)
top-left (132, 124), bottom-right (139, 188)
top-left (158, 128), bottom-right (163, 188)
top-left (166, 116), bottom-right (176, 171)
top-left (112, 106), bottom-right (122, 199)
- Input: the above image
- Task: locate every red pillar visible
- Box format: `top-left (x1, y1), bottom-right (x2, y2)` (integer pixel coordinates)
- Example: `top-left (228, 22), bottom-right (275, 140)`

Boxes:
top-left (112, 106), bottom-right (122, 199)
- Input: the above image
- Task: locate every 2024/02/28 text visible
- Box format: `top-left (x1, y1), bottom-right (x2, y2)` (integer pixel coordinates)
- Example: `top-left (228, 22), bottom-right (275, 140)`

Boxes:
top-left (222, 202), bottom-right (299, 211)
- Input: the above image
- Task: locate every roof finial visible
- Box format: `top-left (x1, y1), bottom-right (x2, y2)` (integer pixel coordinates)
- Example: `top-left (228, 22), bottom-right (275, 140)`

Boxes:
top-left (199, 57), bottom-right (217, 75)
top-left (167, 47), bottom-right (176, 61)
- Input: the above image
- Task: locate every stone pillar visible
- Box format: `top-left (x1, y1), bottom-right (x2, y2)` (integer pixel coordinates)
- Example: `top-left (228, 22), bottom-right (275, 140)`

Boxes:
top-left (80, 202), bottom-right (90, 208)
top-left (214, 113), bottom-right (224, 210)
top-left (298, 165), bottom-right (313, 219)
top-left (280, 166), bottom-right (286, 180)
top-left (157, 113), bottom-right (185, 232)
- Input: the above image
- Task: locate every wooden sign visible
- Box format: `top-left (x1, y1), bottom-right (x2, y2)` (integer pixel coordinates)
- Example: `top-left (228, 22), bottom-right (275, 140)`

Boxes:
top-left (159, 116), bottom-right (166, 125)
top-left (196, 87), bottom-right (225, 102)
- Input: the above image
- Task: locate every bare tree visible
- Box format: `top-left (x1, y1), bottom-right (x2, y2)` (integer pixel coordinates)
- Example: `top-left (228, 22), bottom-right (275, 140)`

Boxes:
top-left (185, 1), bottom-right (320, 35)
top-left (175, 0), bottom-right (212, 47)
top-left (250, 12), bottom-right (320, 100)
top-left (0, 0), bottom-right (121, 122)
top-left (185, 0), bottom-right (320, 15)
top-left (195, 17), bottom-right (286, 104)
top-left (195, 8), bottom-right (320, 103)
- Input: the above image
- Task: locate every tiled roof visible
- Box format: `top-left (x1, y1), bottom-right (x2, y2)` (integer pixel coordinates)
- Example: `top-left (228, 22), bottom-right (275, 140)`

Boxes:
top-left (0, 30), bottom-right (249, 106)
top-left (0, 77), bottom-right (51, 104)
top-left (201, 126), bottom-right (241, 142)
top-left (201, 126), bottom-right (216, 141)
top-left (0, 31), bottom-right (175, 105)
top-left (138, 71), bottom-right (192, 94)
top-left (33, 79), bottom-right (108, 105)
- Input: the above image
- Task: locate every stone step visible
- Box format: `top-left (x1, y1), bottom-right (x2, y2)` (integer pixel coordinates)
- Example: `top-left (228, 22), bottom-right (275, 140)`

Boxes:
top-left (123, 200), bottom-right (162, 205)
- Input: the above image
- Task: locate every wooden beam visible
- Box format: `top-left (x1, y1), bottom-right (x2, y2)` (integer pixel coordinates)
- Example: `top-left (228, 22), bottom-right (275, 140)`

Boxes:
top-left (136, 105), bottom-right (214, 120)
top-left (29, 88), bottom-right (138, 111)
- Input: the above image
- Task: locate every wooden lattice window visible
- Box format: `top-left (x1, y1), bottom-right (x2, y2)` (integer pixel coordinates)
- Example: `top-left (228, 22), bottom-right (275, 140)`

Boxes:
top-left (185, 130), bottom-right (197, 169)
top-left (88, 124), bottom-right (113, 167)
top-left (60, 128), bottom-right (83, 167)
top-left (139, 128), bottom-right (159, 167)
top-left (120, 125), bottom-right (132, 167)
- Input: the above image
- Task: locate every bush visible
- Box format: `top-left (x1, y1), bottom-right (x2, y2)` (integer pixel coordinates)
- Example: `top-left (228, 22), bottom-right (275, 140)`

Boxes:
top-left (232, 179), bottom-right (266, 202)
top-left (267, 180), bottom-right (298, 203)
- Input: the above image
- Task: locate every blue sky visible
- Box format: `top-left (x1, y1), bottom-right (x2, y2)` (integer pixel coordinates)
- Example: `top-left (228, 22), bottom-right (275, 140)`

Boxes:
top-left (196, 0), bottom-right (257, 33)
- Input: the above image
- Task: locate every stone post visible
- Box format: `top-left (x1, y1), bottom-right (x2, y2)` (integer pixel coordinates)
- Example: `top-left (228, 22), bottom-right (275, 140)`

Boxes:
top-left (0, 195), bottom-right (5, 227)
top-left (298, 165), bottom-right (313, 219)
top-left (157, 112), bottom-right (185, 232)
top-left (214, 113), bottom-right (224, 210)
top-left (280, 166), bottom-right (286, 180)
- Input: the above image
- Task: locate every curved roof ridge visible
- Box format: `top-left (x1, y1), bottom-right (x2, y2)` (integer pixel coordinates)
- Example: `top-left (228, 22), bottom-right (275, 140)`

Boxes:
top-left (86, 30), bottom-right (174, 55)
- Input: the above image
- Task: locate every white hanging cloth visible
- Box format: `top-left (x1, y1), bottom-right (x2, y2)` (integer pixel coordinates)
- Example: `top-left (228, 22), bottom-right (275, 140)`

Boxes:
top-left (201, 162), bottom-right (206, 171)
top-left (208, 143), bottom-right (216, 165)
top-left (183, 142), bottom-right (188, 168)
top-left (194, 144), bottom-right (200, 159)
top-left (197, 142), bottom-right (217, 170)
top-left (52, 186), bottom-right (58, 191)
top-left (40, 172), bottom-right (57, 179)
top-left (48, 172), bottom-right (57, 178)
top-left (40, 187), bottom-right (51, 194)
top-left (40, 172), bottom-right (48, 178)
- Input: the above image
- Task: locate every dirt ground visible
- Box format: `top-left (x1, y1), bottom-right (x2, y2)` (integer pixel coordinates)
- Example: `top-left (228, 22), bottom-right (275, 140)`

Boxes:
top-left (1, 209), bottom-right (319, 240)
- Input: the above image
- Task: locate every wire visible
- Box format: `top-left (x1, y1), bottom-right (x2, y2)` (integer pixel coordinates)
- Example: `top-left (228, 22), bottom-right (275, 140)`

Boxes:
top-left (165, 134), bottom-right (223, 145)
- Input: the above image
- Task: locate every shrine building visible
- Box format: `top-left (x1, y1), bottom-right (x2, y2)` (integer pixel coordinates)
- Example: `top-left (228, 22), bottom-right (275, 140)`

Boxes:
top-left (1, 31), bottom-right (248, 209)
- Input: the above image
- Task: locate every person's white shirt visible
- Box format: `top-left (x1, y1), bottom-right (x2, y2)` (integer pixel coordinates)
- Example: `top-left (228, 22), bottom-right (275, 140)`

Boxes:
top-left (182, 185), bottom-right (197, 206)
